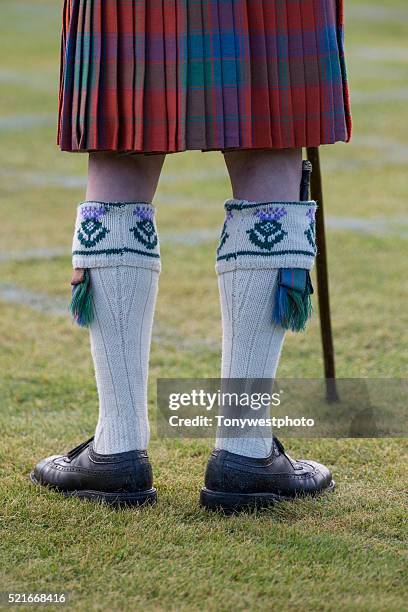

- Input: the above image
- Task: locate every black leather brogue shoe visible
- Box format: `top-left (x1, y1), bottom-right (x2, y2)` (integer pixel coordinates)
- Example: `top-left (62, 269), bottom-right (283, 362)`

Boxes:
top-left (200, 436), bottom-right (334, 512)
top-left (30, 437), bottom-right (156, 507)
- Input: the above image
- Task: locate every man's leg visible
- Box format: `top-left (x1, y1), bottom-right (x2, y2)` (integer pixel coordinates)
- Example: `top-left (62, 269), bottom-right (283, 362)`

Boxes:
top-left (201, 149), bottom-right (333, 512)
top-left (216, 149), bottom-right (302, 458)
top-left (31, 152), bottom-right (165, 505)
top-left (224, 148), bottom-right (302, 202)
top-left (80, 152), bottom-right (165, 454)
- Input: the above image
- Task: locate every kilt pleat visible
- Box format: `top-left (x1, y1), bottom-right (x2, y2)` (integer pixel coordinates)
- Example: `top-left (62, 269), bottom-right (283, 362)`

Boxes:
top-left (58, 0), bottom-right (352, 153)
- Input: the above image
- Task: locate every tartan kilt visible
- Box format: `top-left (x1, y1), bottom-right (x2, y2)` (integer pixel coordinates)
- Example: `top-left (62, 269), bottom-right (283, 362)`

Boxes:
top-left (58, 0), bottom-right (352, 153)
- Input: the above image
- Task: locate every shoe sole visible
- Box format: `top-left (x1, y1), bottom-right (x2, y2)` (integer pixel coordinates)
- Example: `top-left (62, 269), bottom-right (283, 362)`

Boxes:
top-left (200, 480), bottom-right (336, 514)
top-left (29, 472), bottom-right (157, 507)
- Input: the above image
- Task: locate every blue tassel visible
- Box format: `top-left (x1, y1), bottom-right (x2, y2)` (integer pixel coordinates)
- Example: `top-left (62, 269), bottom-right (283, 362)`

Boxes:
top-left (69, 269), bottom-right (94, 327)
top-left (273, 269), bottom-right (314, 332)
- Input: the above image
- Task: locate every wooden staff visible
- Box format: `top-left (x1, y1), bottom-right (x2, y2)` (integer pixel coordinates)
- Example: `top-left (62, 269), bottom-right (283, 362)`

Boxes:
top-left (306, 147), bottom-right (339, 402)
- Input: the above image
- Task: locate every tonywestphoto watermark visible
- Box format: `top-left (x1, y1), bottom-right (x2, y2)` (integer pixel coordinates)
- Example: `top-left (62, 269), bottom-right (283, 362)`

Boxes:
top-left (157, 378), bottom-right (408, 439)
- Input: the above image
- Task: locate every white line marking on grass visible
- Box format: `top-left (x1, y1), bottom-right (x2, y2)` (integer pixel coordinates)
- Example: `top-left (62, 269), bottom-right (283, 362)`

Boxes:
top-left (0, 248), bottom-right (68, 263)
top-left (0, 114), bottom-right (54, 131)
top-left (0, 284), bottom-right (219, 352)
top-left (0, 169), bottom-right (87, 189)
top-left (352, 46), bottom-right (408, 63)
top-left (352, 135), bottom-right (408, 164)
top-left (327, 217), bottom-right (408, 238)
top-left (0, 69), bottom-right (53, 91)
top-left (348, 5), bottom-right (408, 22)
top-left (0, 284), bottom-right (67, 316)
top-left (350, 63), bottom-right (408, 82)
top-left (352, 88), bottom-right (408, 104)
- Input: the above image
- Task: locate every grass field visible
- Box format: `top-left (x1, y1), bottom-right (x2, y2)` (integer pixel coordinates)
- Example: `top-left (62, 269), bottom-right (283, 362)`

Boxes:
top-left (1, 1), bottom-right (407, 610)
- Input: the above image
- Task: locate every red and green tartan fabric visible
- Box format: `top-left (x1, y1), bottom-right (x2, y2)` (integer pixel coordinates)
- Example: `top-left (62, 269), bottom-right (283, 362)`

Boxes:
top-left (58, 0), bottom-right (352, 153)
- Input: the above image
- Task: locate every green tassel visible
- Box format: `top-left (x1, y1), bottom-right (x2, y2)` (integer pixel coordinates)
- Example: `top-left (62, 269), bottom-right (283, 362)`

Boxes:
top-left (69, 269), bottom-right (94, 327)
top-left (273, 269), bottom-right (314, 332)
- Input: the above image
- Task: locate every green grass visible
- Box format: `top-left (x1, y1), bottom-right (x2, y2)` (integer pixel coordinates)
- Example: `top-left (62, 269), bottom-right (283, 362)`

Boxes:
top-left (0, 0), bottom-right (407, 610)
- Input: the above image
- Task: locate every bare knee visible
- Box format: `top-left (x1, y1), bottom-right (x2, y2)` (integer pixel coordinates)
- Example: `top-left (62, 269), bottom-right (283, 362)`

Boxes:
top-left (87, 152), bottom-right (165, 202)
top-left (223, 148), bottom-right (302, 201)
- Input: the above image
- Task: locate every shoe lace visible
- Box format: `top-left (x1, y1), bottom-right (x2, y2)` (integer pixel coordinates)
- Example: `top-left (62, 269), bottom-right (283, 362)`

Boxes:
top-left (273, 435), bottom-right (304, 470)
top-left (66, 436), bottom-right (94, 460)
top-left (273, 435), bottom-right (285, 454)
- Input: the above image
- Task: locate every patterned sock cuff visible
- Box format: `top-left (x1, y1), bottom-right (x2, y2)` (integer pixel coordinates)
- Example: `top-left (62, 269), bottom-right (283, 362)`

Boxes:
top-left (72, 201), bottom-right (161, 271)
top-left (215, 198), bottom-right (317, 274)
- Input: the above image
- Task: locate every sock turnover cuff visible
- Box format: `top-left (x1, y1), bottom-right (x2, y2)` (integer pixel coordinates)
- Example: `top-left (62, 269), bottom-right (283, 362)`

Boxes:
top-left (72, 201), bottom-right (161, 271)
top-left (216, 198), bottom-right (317, 274)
